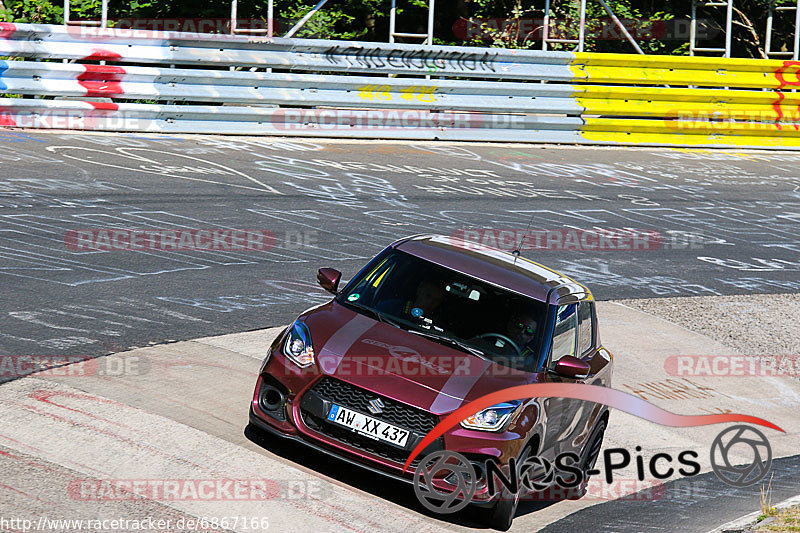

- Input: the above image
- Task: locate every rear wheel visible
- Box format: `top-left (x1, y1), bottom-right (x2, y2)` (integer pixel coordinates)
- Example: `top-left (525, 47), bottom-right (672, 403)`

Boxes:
top-left (485, 444), bottom-right (533, 531)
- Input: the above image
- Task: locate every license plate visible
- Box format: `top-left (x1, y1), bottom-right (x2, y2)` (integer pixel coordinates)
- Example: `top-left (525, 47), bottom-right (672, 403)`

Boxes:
top-left (327, 404), bottom-right (410, 447)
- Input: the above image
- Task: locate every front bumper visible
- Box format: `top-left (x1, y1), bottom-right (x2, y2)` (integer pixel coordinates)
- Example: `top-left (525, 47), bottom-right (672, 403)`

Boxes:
top-left (248, 406), bottom-right (416, 486)
top-left (248, 406), bottom-right (496, 508)
top-left (250, 361), bottom-right (523, 504)
top-left (251, 372), bottom-right (443, 476)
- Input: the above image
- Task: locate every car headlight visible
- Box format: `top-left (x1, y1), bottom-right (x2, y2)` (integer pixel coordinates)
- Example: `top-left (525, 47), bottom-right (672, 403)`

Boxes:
top-left (282, 321), bottom-right (315, 368)
top-left (460, 400), bottom-right (522, 431)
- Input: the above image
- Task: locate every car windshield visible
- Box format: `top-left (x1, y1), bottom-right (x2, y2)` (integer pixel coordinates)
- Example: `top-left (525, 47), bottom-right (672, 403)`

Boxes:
top-left (337, 249), bottom-right (547, 370)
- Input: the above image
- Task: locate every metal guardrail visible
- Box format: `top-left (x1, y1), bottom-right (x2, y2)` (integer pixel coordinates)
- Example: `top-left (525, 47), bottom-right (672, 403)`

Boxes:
top-left (2, 22), bottom-right (800, 148)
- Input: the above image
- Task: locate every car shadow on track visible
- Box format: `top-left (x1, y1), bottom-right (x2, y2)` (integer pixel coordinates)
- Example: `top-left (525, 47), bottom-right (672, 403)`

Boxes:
top-left (244, 423), bottom-right (559, 529)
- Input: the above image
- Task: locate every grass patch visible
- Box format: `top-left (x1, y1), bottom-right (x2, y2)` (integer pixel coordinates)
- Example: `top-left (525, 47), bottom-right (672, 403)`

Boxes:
top-left (758, 505), bottom-right (800, 531)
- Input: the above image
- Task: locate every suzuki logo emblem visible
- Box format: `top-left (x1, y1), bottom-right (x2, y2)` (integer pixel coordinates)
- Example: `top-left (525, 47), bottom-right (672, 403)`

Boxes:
top-left (367, 398), bottom-right (385, 415)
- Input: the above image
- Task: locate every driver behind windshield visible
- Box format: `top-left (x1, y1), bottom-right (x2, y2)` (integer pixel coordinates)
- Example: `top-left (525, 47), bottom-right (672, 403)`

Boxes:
top-left (377, 278), bottom-right (446, 325)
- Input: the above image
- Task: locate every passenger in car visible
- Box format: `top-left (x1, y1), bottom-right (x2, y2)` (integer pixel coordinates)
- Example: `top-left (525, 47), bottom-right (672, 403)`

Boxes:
top-left (506, 312), bottom-right (539, 359)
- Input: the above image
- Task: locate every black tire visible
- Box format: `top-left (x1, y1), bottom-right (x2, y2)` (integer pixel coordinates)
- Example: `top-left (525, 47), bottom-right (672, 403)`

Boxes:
top-left (485, 444), bottom-right (533, 531)
top-left (571, 418), bottom-right (607, 499)
top-left (582, 418), bottom-right (607, 477)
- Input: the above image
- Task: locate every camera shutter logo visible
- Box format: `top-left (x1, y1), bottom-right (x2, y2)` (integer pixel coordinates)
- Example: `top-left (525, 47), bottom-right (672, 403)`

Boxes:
top-left (413, 450), bottom-right (477, 513)
top-left (519, 456), bottom-right (556, 492)
top-left (367, 398), bottom-right (385, 415)
top-left (710, 425), bottom-right (772, 487)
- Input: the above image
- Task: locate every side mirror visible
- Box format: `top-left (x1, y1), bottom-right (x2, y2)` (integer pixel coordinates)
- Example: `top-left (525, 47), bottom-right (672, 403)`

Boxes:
top-left (317, 268), bottom-right (341, 294)
top-left (553, 355), bottom-right (591, 379)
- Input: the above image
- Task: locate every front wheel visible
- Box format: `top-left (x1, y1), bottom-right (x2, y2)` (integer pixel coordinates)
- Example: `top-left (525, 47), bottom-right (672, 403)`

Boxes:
top-left (569, 418), bottom-right (607, 500)
top-left (485, 445), bottom-right (532, 531)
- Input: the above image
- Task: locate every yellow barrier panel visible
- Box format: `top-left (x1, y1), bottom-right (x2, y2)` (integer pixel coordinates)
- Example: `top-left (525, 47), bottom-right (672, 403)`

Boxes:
top-left (573, 52), bottom-right (785, 70)
top-left (583, 117), bottom-right (800, 135)
top-left (571, 53), bottom-right (800, 90)
top-left (581, 117), bottom-right (800, 148)
top-left (580, 130), bottom-right (800, 148)
top-left (573, 85), bottom-right (800, 104)
top-left (572, 65), bottom-right (779, 88)
top-left (565, 53), bottom-right (800, 147)
top-left (578, 100), bottom-right (800, 122)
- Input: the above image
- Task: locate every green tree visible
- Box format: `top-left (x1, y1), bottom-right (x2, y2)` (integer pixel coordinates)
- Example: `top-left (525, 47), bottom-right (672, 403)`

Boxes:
top-left (0, 0), bottom-right (796, 58)
top-left (0, 0), bottom-right (63, 23)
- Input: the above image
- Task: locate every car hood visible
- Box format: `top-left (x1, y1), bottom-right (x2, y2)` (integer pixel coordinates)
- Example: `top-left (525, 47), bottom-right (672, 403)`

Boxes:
top-left (302, 301), bottom-right (536, 415)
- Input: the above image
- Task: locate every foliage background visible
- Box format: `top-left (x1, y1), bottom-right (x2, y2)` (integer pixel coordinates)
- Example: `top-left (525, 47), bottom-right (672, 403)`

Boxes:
top-left (0, 0), bottom-right (797, 57)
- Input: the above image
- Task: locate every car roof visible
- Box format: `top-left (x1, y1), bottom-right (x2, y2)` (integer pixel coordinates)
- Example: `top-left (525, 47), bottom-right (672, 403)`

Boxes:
top-left (392, 234), bottom-right (592, 304)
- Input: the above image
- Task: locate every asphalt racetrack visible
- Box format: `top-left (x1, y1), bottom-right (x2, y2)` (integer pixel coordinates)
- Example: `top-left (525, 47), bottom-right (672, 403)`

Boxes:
top-left (1, 131), bottom-right (798, 358)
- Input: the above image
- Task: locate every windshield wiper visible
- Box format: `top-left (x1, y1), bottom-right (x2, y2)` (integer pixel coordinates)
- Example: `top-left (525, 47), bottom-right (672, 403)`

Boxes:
top-left (407, 329), bottom-right (486, 358)
top-left (341, 300), bottom-right (402, 329)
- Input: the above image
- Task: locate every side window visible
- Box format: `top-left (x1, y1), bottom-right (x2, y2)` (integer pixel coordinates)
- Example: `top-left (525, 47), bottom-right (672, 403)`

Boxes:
top-left (550, 304), bottom-right (577, 366)
top-left (577, 302), bottom-right (595, 356)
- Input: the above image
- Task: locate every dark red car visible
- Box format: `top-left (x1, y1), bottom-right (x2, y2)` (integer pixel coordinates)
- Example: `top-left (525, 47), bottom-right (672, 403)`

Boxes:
top-left (249, 234), bottom-right (613, 529)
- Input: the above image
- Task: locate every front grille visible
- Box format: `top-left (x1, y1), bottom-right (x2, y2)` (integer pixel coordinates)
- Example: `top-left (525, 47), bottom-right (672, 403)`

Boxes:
top-left (299, 377), bottom-right (442, 467)
top-left (309, 377), bottom-right (439, 432)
